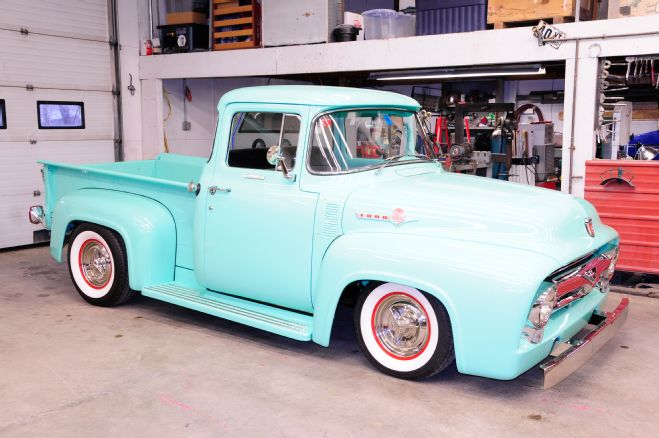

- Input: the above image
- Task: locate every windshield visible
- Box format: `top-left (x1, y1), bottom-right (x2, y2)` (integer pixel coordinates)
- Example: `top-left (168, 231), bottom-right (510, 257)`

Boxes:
top-left (308, 109), bottom-right (435, 174)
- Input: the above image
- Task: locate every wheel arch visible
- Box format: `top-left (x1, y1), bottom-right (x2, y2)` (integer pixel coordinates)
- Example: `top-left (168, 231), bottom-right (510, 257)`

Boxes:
top-left (312, 270), bottom-right (460, 354)
top-left (50, 189), bottom-right (177, 291)
top-left (311, 232), bottom-right (560, 375)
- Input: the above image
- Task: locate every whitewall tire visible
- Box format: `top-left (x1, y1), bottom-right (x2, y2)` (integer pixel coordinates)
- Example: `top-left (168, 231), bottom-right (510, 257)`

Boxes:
top-left (355, 282), bottom-right (454, 379)
top-left (67, 224), bottom-right (134, 306)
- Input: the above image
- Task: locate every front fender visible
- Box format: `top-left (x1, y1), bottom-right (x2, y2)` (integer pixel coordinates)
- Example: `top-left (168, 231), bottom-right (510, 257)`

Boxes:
top-left (50, 189), bottom-right (176, 291)
top-left (311, 233), bottom-right (561, 378)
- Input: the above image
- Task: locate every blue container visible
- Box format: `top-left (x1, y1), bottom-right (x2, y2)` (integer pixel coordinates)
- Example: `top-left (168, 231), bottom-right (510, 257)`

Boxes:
top-left (416, 0), bottom-right (487, 35)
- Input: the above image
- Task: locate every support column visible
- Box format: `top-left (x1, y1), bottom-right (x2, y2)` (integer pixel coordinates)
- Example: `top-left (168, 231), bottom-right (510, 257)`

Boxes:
top-left (561, 43), bottom-right (599, 198)
top-left (117, 0), bottom-right (144, 161)
top-left (140, 78), bottom-right (164, 159)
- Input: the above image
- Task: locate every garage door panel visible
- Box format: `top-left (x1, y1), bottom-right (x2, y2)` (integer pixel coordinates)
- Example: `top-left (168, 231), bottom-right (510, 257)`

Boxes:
top-left (0, 0), bottom-right (109, 41)
top-left (0, 87), bottom-right (114, 142)
top-left (0, 140), bottom-right (115, 247)
top-left (0, 30), bottom-right (112, 91)
top-left (31, 139), bottom-right (115, 164)
top-left (0, 195), bottom-right (43, 248)
top-left (0, 2), bottom-right (115, 249)
top-left (0, 144), bottom-right (43, 197)
top-left (0, 140), bottom-right (115, 197)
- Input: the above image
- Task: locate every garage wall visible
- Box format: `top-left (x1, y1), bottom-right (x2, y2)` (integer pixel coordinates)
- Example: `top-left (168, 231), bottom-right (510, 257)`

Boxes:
top-left (161, 78), bottom-right (312, 157)
top-left (0, 0), bottom-right (117, 248)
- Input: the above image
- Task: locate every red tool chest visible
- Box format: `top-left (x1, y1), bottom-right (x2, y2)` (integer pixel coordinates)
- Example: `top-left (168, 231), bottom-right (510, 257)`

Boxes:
top-left (585, 160), bottom-right (659, 275)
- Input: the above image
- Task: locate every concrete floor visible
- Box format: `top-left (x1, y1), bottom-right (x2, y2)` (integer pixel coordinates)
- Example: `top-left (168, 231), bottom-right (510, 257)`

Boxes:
top-left (1, 246), bottom-right (657, 438)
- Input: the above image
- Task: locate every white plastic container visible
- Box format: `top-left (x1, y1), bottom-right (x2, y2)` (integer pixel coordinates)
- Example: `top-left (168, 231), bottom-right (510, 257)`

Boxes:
top-left (362, 9), bottom-right (415, 40)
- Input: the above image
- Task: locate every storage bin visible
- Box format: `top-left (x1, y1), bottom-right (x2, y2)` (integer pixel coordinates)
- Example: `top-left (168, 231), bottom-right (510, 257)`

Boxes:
top-left (416, 0), bottom-right (487, 35)
top-left (362, 9), bottom-right (415, 39)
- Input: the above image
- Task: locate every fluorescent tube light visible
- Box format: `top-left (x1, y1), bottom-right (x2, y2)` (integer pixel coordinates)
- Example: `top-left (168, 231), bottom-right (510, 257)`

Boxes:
top-left (372, 66), bottom-right (546, 81)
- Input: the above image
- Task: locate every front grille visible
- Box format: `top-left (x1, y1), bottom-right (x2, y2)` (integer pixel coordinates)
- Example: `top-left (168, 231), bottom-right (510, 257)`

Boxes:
top-left (545, 251), bottom-right (596, 283)
top-left (546, 246), bottom-right (618, 310)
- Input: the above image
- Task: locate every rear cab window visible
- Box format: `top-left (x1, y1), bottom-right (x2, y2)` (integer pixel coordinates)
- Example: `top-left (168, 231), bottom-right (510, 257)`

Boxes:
top-left (226, 112), bottom-right (301, 171)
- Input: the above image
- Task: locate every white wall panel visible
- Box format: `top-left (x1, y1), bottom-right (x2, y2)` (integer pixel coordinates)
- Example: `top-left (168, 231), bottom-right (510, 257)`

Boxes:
top-left (161, 77), bottom-right (313, 159)
top-left (0, 0), bottom-right (109, 41)
top-left (0, 30), bottom-right (112, 91)
top-left (0, 87), bottom-right (114, 142)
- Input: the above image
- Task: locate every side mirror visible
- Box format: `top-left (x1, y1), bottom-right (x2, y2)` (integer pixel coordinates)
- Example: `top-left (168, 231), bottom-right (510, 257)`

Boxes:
top-left (266, 145), bottom-right (295, 180)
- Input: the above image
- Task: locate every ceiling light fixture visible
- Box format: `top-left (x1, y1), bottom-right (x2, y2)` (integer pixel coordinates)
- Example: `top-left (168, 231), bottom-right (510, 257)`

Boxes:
top-left (370, 65), bottom-right (546, 81)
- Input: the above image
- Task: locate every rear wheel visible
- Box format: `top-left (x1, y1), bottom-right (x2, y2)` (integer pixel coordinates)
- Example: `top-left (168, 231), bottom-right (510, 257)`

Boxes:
top-left (67, 224), bottom-right (134, 306)
top-left (354, 282), bottom-right (454, 380)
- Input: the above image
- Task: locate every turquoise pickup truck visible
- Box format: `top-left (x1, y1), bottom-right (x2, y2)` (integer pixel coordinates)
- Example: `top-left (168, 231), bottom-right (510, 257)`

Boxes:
top-left (30, 86), bottom-right (628, 387)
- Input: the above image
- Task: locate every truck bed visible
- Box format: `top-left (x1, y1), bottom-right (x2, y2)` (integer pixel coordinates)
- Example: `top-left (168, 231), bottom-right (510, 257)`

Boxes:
top-left (43, 153), bottom-right (206, 186)
top-left (40, 153), bottom-right (206, 269)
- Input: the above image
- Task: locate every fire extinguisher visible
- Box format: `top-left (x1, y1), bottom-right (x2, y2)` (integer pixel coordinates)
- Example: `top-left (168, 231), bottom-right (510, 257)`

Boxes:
top-left (143, 39), bottom-right (153, 56)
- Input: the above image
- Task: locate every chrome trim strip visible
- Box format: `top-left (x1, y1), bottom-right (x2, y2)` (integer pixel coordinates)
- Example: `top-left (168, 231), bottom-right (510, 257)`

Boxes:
top-left (546, 251), bottom-right (596, 282)
top-left (539, 297), bottom-right (629, 389)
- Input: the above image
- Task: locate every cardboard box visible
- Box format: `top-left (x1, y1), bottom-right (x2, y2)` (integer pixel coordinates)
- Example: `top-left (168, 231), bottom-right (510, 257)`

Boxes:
top-left (608, 0), bottom-right (659, 18)
top-left (167, 12), bottom-right (207, 25)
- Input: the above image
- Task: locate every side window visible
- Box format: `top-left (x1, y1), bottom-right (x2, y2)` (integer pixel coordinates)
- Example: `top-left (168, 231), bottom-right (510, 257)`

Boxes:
top-left (37, 101), bottom-right (85, 129)
top-left (226, 112), bottom-right (301, 170)
top-left (0, 99), bottom-right (6, 129)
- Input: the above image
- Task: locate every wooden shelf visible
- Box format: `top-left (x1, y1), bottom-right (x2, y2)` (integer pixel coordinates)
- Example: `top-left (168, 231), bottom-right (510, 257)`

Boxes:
top-left (215, 17), bottom-right (253, 27)
top-left (212, 0), bottom-right (260, 51)
top-left (213, 5), bottom-right (253, 15)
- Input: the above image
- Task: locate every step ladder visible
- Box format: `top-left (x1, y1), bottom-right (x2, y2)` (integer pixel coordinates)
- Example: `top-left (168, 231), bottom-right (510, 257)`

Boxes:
top-left (142, 283), bottom-right (313, 341)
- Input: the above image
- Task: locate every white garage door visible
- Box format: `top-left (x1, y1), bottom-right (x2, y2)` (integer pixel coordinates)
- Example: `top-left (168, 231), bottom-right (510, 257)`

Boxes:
top-left (0, 0), bottom-right (117, 248)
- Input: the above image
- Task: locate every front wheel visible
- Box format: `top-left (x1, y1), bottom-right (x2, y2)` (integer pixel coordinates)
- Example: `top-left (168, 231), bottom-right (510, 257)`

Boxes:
top-left (354, 282), bottom-right (454, 380)
top-left (67, 224), bottom-right (134, 306)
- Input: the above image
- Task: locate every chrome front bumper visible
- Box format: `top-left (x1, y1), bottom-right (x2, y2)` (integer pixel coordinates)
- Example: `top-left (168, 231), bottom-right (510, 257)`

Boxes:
top-left (539, 297), bottom-right (629, 389)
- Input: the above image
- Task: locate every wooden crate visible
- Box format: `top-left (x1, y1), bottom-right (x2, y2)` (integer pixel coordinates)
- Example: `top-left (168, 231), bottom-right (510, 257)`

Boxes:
top-left (212, 0), bottom-right (261, 51)
top-left (488, 0), bottom-right (593, 29)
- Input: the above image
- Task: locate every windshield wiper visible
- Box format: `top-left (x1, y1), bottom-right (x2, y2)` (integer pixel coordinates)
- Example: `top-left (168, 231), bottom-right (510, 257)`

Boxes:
top-left (376, 154), bottom-right (434, 174)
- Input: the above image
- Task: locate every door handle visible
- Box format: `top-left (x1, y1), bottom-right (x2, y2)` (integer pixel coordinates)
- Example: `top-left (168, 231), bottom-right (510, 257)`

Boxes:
top-left (208, 185), bottom-right (231, 195)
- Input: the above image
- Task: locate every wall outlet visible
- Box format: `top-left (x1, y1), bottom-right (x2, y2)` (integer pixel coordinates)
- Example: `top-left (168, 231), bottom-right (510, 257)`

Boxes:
top-left (182, 121), bottom-right (191, 131)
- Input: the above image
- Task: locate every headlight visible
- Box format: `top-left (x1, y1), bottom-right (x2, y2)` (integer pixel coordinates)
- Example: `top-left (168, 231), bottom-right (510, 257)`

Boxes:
top-left (528, 286), bottom-right (558, 328)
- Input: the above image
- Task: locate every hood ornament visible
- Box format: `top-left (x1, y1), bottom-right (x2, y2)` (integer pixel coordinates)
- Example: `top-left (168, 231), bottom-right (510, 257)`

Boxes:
top-left (584, 217), bottom-right (595, 237)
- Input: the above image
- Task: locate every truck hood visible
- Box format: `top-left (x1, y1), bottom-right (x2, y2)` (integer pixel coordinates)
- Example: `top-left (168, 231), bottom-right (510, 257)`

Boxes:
top-left (342, 167), bottom-right (615, 265)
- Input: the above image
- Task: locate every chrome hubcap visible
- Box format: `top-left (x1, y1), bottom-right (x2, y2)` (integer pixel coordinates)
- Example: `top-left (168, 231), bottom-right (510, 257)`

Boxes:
top-left (80, 241), bottom-right (112, 288)
top-left (373, 294), bottom-right (429, 358)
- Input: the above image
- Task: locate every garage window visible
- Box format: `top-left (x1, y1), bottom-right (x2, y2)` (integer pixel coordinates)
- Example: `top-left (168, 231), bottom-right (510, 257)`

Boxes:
top-left (37, 101), bottom-right (85, 129)
top-left (0, 99), bottom-right (6, 129)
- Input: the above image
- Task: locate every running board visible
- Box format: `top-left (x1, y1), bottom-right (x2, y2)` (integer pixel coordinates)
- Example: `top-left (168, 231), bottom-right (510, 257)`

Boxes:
top-left (142, 283), bottom-right (313, 341)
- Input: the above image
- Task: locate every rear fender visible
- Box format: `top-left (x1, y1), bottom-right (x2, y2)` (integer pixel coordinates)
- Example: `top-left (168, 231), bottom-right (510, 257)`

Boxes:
top-left (50, 189), bottom-right (176, 291)
top-left (311, 233), bottom-right (559, 376)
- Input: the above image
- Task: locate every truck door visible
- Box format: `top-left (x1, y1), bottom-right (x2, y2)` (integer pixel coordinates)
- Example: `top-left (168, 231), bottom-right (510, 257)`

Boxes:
top-left (203, 109), bottom-right (316, 313)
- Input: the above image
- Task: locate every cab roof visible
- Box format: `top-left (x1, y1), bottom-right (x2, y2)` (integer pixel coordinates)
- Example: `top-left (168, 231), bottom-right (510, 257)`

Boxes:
top-left (218, 85), bottom-right (421, 110)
